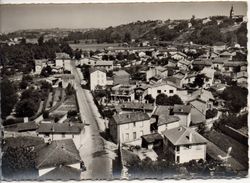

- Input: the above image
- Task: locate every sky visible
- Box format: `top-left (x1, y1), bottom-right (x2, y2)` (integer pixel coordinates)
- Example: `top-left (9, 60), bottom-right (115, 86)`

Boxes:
top-left (0, 1), bottom-right (247, 33)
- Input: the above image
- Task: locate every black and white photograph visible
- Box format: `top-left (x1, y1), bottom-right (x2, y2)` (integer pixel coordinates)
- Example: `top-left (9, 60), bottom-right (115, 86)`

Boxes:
top-left (0, 0), bottom-right (248, 181)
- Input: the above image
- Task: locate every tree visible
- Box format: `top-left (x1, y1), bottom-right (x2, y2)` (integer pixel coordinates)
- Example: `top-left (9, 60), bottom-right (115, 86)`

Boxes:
top-left (206, 108), bottom-right (218, 119)
top-left (123, 32), bottom-right (131, 43)
top-left (15, 99), bottom-right (37, 117)
top-left (144, 94), bottom-right (155, 104)
top-left (38, 35), bottom-right (44, 46)
top-left (220, 86), bottom-right (248, 113)
top-left (156, 94), bottom-right (183, 106)
top-left (65, 83), bottom-right (75, 96)
top-left (40, 65), bottom-right (52, 77)
top-left (193, 74), bottom-right (206, 87)
top-left (1, 78), bottom-right (18, 119)
top-left (2, 146), bottom-right (37, 179)
top-left (156, 93), bottom-right (168, 105)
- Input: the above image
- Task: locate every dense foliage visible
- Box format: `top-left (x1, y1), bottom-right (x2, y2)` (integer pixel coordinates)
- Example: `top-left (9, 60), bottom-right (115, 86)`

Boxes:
top-left (156, 94), bottom-right (183, 106)
top-left (1, 78), bottom-right (18, 119)
top-left (220, 86), bottom-right (248, 113)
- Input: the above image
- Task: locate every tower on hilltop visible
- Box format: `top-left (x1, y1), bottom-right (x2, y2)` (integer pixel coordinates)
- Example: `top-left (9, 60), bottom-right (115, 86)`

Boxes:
top-left (230, 5), bottom-right (234, 19)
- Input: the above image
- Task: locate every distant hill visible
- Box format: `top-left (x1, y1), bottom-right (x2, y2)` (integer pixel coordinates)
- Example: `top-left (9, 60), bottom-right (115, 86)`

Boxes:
top-left (78, 16), bottom-right (247, 47)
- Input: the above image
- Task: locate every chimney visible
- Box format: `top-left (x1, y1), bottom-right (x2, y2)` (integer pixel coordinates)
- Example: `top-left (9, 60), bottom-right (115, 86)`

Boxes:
top-left (189, 132), bottom-right (193, 142)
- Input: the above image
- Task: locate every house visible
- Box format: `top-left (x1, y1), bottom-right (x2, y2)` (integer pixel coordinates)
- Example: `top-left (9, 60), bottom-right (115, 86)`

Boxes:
top-left (177, 59), bottom-right (192, 71)
top-left (115, 102), bottom-right (155, 116)
top-left (169, 51), bottom-right (187, 61)
top-left (111, 84), bottom-right (136, 102)
top-left (80, 57), bottom-right (113, 71)
top-left (36, 123), bottom-right (84, 149)
top-left (212, 42), bottom-right (226, 52)
top-left (55, 52), bottom-right (71, 72)
top-left (4, 122), bottom-right (39, 138)
top-left (89, 68), bottom-right (107, 91)
top-left (151, 105), bottom-right (180, 133)
top-left (212, 57), bottom-right (227, 71)
top-left (113, 70), bottom-right (130, 85)
top-left (34, 59), bottom-right (47, 75)
top-left (145, 81), bottom-right (179, 99)
top-left (188, 99), bottom-right (207, 126)
top-left (200, 67), bottom-right (216, 88)
top-left (146, 66), bottom-right (168, 82)
top-left (173, 104), bottom-right (192, 127)
top-left (236, 71), bottom-right (248, 86)
top-left (163, 126), bottom-right (207, 164)
top-left (109, 112), bottom-right (151, 143)
top-left (35, 139), bottom-right (83, 176)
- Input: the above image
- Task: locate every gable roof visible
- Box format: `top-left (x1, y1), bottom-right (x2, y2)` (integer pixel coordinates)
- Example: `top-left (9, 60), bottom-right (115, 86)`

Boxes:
top-left (163, 126), bottom-right (207, 146)
top-left (38, 165), bottom-right (81, 180)
top-left (113, 70), bottom-right (130, 76)
top-left (112, 112), bottom-right (150, 125)
top-left (89, 67), bottom-right (106, 74)
top-left (37, 123), bottom-right (83, 134)
top-left (35, 139), bottom-right (81, 169)
top-left (173, 104), bottom-right (192, 114)
top-left (119, 102), bottom-right (155, 111)
top-left (4, 122), bottom-right (38, 132)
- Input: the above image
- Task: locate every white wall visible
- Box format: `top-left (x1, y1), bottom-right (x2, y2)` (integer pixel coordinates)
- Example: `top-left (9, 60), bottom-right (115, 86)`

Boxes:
top-left (175, 144), bottom-right (206, 163)
top-left (175, 113), bottom-right (191, 127)
top-left (147, 84), bottom-right (177, 99)
top-left (56, 59), bottom-right (64, 68)
top-left (90, 70), bottom-right (107, 90)
top-left (118, 120), bottom-right (151, 143)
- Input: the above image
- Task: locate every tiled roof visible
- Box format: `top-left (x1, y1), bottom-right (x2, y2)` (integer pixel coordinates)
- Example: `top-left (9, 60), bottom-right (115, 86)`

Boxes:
top-left (35, 139), bottom-right (81, 169)
top-left (153, 105), bottom-right (180, 126)
top-left (4, 122), bottom-right (38, 132)
top-left (37, 123), bottom-right (83, 134)
top-left (112, 112), bottom-right (150, 125)
top-left (163, 126), bottom-right (207, 146)
top-left (114, 70), bottom-right (130, 76)
top-left (38, 165), bottom-right (81, 180)
top-left (89, 67), bottom-right (106, 74)
top-left (119, 102), bottom-right (155, 111)
top-left (173, 104), bottom-right (192, 114)
top-left (56, 52), bottom-right (70, 59)
top-left (224, 61), bottom-right (247, 67)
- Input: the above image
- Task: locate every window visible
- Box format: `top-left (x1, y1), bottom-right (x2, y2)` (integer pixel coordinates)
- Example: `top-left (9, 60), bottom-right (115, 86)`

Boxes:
top-left (169, 90), bottom-right (174, 93)
top-left (125, 133), bottom-right (129, 141)
top-left (157, 90), bottom-right (161, 94)
top-left (133, 132), bottom-right (136, 140)
top-left (176, 146), bottom-right (180, 152)
top-left (44, 133), bottom-right (50, 138)
top-left (72, 134), bottom-right (74, 138)
top-left (176, 156), bottom-right (180, 163)
top-left (164, 90), bottom-right (166, 92)
top-left (62, 133), bottom-right (65, 138)
top-left (133, 122), bottom-right (136, 127)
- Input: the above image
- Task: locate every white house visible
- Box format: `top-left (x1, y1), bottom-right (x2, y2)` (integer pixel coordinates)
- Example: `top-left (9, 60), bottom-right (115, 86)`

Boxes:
top-left (34, 59), bottom-right (47, 75)
top-left (200, 67), bottom-right (216, 88)
top-left (145, 81), bottom-right (178, 99)
top-left (109, 112), bottom-right (151, 144)
top-left (173, 104), bottom-right (192, 127)
top-left (163, 126), bottom-right (207, 164)
top-left (89, 68), bottom-right (107, 91)
top-left (36, 123), bottom-right (84, 149)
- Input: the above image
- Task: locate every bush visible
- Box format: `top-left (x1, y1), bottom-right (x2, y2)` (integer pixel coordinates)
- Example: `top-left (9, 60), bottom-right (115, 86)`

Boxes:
top-left (67, 110), bottom-right (78, 118)
top-left (206, 109), bottom-right (218, 119)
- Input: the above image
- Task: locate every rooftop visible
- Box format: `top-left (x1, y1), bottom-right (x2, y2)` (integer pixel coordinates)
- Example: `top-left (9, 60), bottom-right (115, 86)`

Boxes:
top-left (37, 123), bottom-right (83, 134)
top-left (113, 70), bottom-right (130, 76)
top-left (35, 139), bottom-right (81, 169)
top-left (173, 104), bottom-right (192, 114)
top-left (163, 126), bottom-right (207, 146)
top-left (112, 112), bottom-right (150, 125)
top-left (141, 133), bottom-right (163, 144)
top-left (38, 165), bottom-right (81, 180)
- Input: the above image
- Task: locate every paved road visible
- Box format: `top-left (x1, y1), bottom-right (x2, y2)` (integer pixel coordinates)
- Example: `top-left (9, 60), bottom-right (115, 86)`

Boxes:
top-left (71, 62), bottom-right (114, 180)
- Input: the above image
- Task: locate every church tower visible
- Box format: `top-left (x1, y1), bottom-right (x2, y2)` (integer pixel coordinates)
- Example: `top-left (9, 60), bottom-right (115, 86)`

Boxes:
top-left (230, 5), bottom-right (234, 19)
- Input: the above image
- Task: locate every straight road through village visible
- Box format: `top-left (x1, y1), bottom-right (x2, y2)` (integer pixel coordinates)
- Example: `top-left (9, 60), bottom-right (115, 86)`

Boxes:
top-left (71, 62), bottom-right (113, 180)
